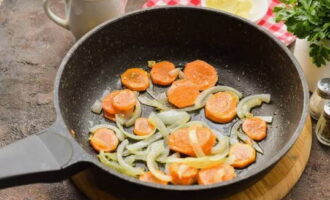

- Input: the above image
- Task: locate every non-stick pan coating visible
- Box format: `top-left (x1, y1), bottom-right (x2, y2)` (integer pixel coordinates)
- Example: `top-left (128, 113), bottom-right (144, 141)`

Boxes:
top-left (56, 7), bottom-right (307, 196)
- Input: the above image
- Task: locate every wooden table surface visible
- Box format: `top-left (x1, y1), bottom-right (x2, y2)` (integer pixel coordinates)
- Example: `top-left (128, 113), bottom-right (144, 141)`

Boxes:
top-left (0, 0), bottom-right (329, 199)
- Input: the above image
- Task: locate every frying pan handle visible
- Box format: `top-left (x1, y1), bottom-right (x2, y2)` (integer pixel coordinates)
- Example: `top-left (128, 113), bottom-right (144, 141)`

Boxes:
top-left (0, 124), bottom-right (92, 189)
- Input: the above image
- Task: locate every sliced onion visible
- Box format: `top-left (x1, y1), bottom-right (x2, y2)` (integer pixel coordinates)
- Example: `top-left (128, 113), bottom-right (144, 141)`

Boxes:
top-left (91, 99), bottom-right (102, 114)
top-left (164, 152), bottom-right (180, 173)
top-left (134, 154), bottom-right (147, 161)
top-left (167, 114), bottom-right (191, 131)
top-left (98, 151), bottom-right (123, 172)
top-left (156, 92), bottom-right (168, 103)
top-left (147, 141), bottom-right (172, 182)
top-left (134, 142), bottom-right (169, 162)
top-left (188, 128), bottom-right (205, 157)
top-left (178, 69), bottom-right (185, 79)
top-left (123, 102), bottom-right (142, 127)
top-left (124, 155), bottom-right (136, 165)
top-left (180, 86), bottom-right (243, 112)
top-left (164, 152), bottom-right (228, 169)
top-left (129, 145), bottom-right (152, 157)
top-left (122, 150), bottom-right (131, 157)
top-left (117, 140), bottom-right (144, 177)
top-left (146, 79), bottom-right (158, 100)
top-left (183, 121), bottom-right (210, 128)
top-left (148, 60), bottom-right (156, 68)
top-left (237, 94), bottom-right (271, 119)
top-left (230, 120), bottom-right (242, 145)
top-left (89, 124), bottom-right (125, 141)
top-left (100, 89), bottom-right (111, 100)
top-left (116, 115), bottom-right (155, 140)
top-left (237, 131), bottom-right (264, 154)
top-left (103, 152), bottom-right (118, 161)
top-left (157, 144), bottom-right (170, 162)
top-left (170, 120), bottom-right (210, 133)
top-left (197, 86), bottom-right (243, 103)
top-left (126, 132), bottom-right (162, 151)
top-left (148, 112), bottom-right (170, 137)
top-left (157, 110), bottom-right (190, 125)
top-left (138, 95), bottom-right (170, 110)
top-left (169, 68), bottom-right (180, 77)
top-left (255, 116), bottom-right (273, 123)
top-left (211, 130), bottom-right (230, 155)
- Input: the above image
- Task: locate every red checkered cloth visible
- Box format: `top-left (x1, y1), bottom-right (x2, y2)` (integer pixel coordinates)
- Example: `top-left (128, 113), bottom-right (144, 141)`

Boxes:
top-left (142, 0), bottom-right (295, 45)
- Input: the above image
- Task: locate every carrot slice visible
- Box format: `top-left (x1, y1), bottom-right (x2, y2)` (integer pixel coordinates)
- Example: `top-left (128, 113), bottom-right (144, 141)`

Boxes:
top-left (139, 171), bottom-right (168, 185)
top-left (133, 118), bottom-right (155, 136)
top-left (89, 128), bottom-right (119, 152)
top-left (184, 60), bottom-right (218, 91)
top-left (205, 91), bottom-right (238, 123)
top-left (168, 163), bottom-right (198, 185)
top-left (197, 164), bottom-right (236, 185)
top-left (102, 90), bottom-right (121, 115)
top-left (121, 68), bottom-right (149, 91)
top-left (242, 117), bottom-right (267, 141)
top-left (112, 89), bottom-right (137, 112)
top-left (150, 61), bottom-right (177, 86)
top-left (103, 110), bottom-right (116, 122)
top-left (103, 107), bottom-right (134, 122)
top-left (229, 143), bottom-right (256, 168)
top-left (168, 127), bottom-right (216, 157)
top-left (167, 79), bottom-right (200, 108)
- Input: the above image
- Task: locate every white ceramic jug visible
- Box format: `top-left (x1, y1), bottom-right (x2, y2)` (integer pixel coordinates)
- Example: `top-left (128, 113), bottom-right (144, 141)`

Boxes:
top-left (43, 0), bottom-right (127, 38)
top-left (294, 39), bottom-right (330, 91)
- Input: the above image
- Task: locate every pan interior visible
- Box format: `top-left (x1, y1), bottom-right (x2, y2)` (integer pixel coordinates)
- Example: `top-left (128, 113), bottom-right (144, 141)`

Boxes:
top-left (58, 8), bottom-right (305, 183)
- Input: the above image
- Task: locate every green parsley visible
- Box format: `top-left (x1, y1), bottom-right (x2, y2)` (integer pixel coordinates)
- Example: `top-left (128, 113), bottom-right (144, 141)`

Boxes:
top-left (274, 0), bottom-right (330, 67)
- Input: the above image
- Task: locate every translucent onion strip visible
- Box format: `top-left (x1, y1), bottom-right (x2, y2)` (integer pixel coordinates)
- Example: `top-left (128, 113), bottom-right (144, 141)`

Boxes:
top-left (230, 120), bottom-right (242, 145)
top-left (178, 69), bottom-right (185, 79)
top-left (188, 128), bottom-right (205, 157)
top-left (164, 152), bottom-right (180, 174)
top-left (103, 152), bottom-right (118, 161)
top-left (237, 131), bottom-right (264, 154)
top-left (164, 153), bottom-right (228, 169)
top-left (157, 110), bottom-right (190, 125)
top-left (128, 145), bottom-right (152, 157)
top-left (123, 102), bottom-right (142, 127)
top-left (124, 155), bottom-right (136, 165)
top-left (237, 94), bottom-right (271, 119)
top-left (157, 144), bottom-right (170, 162)
top-left (98, 151), bottom-right (123, 172)
top-left (148, 112), bottom-right (170, 137)
top-left (126, 132), bottom-right (162, 151)
top-left (147, 60), bottom-right (156, 68)
top-left (116, 115), bottom-right (155, 140)
top-left (147, 141), bottom-right (172, 182)
top-left (117, 140), bottom-right (144, 177)
top-left (134, 144), bottom-right (169, 162)
top-left (184, 121), bottom-right (210, 128)
top-left (180, 86), bottom-right (243, 112)
top-left (255, 116), bottom-right (273, 123)
top-left (89, 124), bottom-right (125, 141)
top-left (169, 68), bottom-right (181, 77)
top-left (211, 131), bottom-right (230, 155)
top-left (167, 114), bottom-right (191, 131)
top-left (91, 99), bottom-right (102, 114)
top-left (138, 95), bottom-right (170, 111)
top-left (146, 79), bottom-right (158, 99)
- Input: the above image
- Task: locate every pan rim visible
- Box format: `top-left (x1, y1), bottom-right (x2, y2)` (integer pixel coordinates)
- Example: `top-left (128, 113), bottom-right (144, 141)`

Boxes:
top-left (54, 6), bottom-right (309, 191)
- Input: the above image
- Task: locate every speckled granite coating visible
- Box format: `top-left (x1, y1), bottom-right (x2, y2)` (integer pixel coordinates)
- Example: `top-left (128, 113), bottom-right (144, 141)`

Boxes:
top-left (0, 0), bottom-right (329, 199)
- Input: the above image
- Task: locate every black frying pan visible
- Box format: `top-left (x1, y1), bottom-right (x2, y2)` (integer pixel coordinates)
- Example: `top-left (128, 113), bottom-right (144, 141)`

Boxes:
top-left (0, 7), bottom-right (308, 199)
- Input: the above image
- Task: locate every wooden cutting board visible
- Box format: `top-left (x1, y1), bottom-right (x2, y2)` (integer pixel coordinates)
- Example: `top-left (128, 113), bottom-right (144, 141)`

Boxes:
top-left (71, 116), bottom-right (312, 200)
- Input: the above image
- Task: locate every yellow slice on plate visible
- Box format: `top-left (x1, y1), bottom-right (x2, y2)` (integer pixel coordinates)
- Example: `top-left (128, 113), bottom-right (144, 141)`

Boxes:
top-left (204, 0), bottom-right (253, 19)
